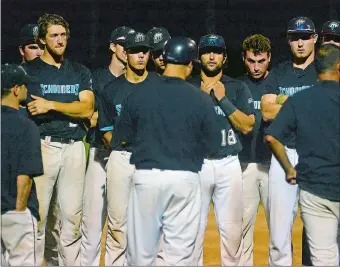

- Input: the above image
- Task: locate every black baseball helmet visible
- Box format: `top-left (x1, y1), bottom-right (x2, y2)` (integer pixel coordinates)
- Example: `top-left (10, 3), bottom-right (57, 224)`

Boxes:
top-left (163, 37), bottom-right (198, 65)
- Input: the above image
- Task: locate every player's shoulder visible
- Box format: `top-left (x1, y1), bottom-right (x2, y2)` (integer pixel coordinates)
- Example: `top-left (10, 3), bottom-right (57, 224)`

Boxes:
top-left (22, 57), bottom-right (43, 74)
top-left (236, 74), bottom-right (249, 82)
top-left (222, 75), bottom-right (249, 91)
top-left (270, 60), bottom-right (292, 75)
top-left (66, 59), bottom-right (91, 74)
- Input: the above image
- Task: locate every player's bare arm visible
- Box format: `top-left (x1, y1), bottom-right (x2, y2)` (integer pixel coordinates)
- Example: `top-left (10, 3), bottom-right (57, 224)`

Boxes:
top-left (28, 90), bottom-right (94, 119)
top-left (16, 174), bottom-right (33, 211)
top-left (102, 131), bottom-right (112, 149)
top-left (89, 111), bottom-right (99, 128)
top-left (213, 81), bottom-right (255, 135)
top-left (261, 94), bottom-right (288, 121)
top-left (265, 134), bottom-right (296, 184)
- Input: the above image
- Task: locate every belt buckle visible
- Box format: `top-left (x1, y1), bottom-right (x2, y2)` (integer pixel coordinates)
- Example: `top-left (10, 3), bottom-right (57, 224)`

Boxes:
top-left (45, 136), bottom-right (51, 144)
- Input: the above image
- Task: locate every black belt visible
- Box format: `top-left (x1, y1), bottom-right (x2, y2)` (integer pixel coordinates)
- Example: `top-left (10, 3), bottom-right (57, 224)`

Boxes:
top-left (41, 136), bottom-right (83, 144)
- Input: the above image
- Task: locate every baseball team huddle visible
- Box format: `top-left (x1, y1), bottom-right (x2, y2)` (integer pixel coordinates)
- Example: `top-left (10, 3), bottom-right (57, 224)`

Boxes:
top-left (1, 12), bottom-right (339, 267)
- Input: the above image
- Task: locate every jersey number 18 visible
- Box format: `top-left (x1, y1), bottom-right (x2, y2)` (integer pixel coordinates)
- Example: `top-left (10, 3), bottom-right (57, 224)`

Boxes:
top-left (221, 129), bottom-right (237, 146)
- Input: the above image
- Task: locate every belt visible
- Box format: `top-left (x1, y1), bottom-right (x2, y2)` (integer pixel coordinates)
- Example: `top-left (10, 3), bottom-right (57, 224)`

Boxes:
top-left (41, 136), bottom-right (83, 144)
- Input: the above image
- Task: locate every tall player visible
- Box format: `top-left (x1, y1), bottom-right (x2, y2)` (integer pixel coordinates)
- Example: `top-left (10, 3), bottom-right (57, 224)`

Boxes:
top-left (80, 26), bottom-right (134, 266)
top-left (238, 34), bottom-right (273, 265)
top-left (98, 31), bottom-right (157, 265)
top-left (24, 13), bottom-right (94, 266)
top-left (261, 16), bottom-right (318, 266)
top-left (189, 34), bottom-right (255, 266)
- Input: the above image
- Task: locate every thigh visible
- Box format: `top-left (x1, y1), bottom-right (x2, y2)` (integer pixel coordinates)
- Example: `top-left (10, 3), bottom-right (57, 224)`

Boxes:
top-left (242, 163), bottom-right (261, 216)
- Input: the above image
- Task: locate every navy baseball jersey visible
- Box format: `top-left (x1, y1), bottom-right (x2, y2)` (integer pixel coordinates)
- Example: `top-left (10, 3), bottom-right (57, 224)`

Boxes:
top-left (264, 61), bottom-right (318, 148)
top-left (189, 75), bottom-right (255, 158)
top-left (266, 80), bottom-right (340, 201)
top-left (98, 72), bottom-right (159, 151)
top-left (23, 57), bottom-right (93, 140)
top-left (86, 68), bottom-right (118, 148)
top-left (238, 74), bottom-right (273, 164)
top-left (112, 75), bottom-right (221, 172)
top-left (1, 105), bottom-right (43, 220)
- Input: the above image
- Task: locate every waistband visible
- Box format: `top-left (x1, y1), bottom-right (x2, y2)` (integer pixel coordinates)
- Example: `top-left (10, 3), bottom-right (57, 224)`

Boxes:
top-left (41, 136), bottom-right (83, 144)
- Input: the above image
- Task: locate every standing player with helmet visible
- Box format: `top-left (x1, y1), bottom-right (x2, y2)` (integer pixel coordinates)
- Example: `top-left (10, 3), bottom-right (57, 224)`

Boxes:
top-left (147, 27), bottom-right (171, 75)
top-left (261, 16), bottom-right (318, 266)
top-left (24, 13), bottom-right (94, 266)
top-left (80, 26), bottom-right (134, 266)
top-left (189, 34), bottom-right (255, 266)
top-left (1, 64), bottom-right (43, 266)
top-left (320, 20), bottom-right (340, 47)
top-left (238, 34), bottom-right (273, 266)
top-left (98, 31), bottom-right (156, 265)
top-left (265, 44), bottom-right (340, 266)
top-left (113, 36), bottom-right (221, 266)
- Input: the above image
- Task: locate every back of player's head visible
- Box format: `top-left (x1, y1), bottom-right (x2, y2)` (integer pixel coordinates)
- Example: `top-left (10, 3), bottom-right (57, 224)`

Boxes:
top-left (242, 34), bottom-right (271, 56)
top-left (315, 44), bottom-right (340, 74)
top-left (163, 37), bottom-right (198, 65)
top-left (38, 13), bottom-right (70, 39)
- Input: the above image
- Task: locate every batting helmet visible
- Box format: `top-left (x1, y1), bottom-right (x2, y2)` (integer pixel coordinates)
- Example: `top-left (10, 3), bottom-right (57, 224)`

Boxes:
top-left (162, 37), bottom-right (198, 65)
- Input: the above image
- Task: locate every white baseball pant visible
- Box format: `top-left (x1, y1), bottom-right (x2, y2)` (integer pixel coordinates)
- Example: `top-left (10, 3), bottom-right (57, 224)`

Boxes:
top-left (241, 162), bottom-right (269, 266)
top-left (1, 208), bottom-right (38, 266)
top-left (34, 139), bottom-right (86, 266)
top-left (193, 155), bottom-right (244, 266)
top-left (80, 147), bottom-right (109, 266)
top-left (268, 146), bottom-right (299, 266)
top-left (126, 169), bottom-right (201, 266)
top-left (105, 150), bottom-right (135, 266)
top-left (299, 189), bottom-right (340, 266)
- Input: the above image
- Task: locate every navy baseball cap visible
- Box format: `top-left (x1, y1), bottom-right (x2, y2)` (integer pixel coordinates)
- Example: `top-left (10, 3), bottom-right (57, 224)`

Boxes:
top-left (1, 64), bottom-right (37, 90)
top-left (320, 20), bottom-right (340, 36)
top-left (19, 24), bottom-right (39, 46)
top-left (125, 32), bottom-right (151, 49)
top-left (198, 34), bottom-right (226, 52)
top-left (147, 27), bottom-right (171, 52)
top-left (110, 26), bottom-right (135, 45)
top-left (287, 17), bottom-right (316, 34)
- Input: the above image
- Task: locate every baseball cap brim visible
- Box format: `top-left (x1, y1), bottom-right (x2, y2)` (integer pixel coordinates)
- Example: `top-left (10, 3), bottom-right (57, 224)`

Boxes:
top-left (287, 29), bottom-right (315, 34)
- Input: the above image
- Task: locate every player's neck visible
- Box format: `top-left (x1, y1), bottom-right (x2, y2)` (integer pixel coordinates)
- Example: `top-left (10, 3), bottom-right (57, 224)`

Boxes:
top-left (201, 70), bottom-right (223, 85)
top-left (1, 97), bottom-right (19, 110)
top-left (163, 64), bottom-right (187, 80)
top-left (41, 49), bottom-right (64, 69)
top-left (125, 67), bottom-right (148, 84)
top-left (292, 51), bottom-right (315, 70)
top-left (109, 55), bottom-right (126, 77)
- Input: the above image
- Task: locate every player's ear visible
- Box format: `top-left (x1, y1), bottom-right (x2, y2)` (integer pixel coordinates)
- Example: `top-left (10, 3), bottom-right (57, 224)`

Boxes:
top-left (19, 46), bottom-right (24, 57)
top-left (109, 43), bottom-right (116, 53)
top-left (313, 34), bottom-right (318, 43)
top-left (268, 52), bottom-right (271, 63)
top-left (39, 37), bottom-right (46, 46)
top-left (12, 85), bottom-right (20, 97)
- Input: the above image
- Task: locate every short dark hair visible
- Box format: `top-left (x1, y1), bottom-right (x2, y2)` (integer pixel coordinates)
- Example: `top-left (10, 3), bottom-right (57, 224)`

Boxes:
top-left (315, 44), bottom-right (340, 74)
top-left (242, 34), bottom-right (271, 56)
top-left (38, 13), bottom-right (70, 39)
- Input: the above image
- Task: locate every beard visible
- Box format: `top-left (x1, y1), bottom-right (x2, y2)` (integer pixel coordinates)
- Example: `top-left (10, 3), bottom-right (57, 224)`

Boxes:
top-left (201, 62), bottom-right (223, 77)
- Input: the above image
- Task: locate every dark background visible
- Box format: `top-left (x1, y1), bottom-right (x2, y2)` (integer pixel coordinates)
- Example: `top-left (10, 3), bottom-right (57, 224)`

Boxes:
top-left (2, 0), bottom-right (339, 77)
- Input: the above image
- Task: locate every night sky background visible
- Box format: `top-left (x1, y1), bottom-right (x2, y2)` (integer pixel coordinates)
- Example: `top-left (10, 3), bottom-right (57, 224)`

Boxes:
top-left (2, 0), bottom-right (339, 77)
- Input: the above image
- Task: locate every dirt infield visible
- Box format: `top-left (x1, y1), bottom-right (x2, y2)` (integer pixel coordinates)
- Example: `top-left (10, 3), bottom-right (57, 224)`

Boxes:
top-left (99, 204), bottom-right (303, 266)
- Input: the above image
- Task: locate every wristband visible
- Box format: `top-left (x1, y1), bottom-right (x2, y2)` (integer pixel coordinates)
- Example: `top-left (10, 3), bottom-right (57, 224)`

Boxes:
top-left (218, 96), bottom-right (237, 117)
top-left (276, 95), bottom-right (284, 105)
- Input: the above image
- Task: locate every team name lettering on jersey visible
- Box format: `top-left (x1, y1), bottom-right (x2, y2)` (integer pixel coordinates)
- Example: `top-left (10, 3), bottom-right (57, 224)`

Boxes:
top-left (279, 85), bottom-right (312, 96)
top-left (253, 101), bottom-right (261, 110)
top-left (40, 84), bottom-right (80, 96)
top-left (214, 105), bottom-right (226, 116)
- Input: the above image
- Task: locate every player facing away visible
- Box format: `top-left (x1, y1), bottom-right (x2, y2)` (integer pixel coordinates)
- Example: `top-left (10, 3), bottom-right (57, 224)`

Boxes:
top-left (189, 34), bottom-right (255, 266)
top-left (112, 36), bottom-right (221, 266)
top-left (98, 31), bottom-right (158, 265)
top-left (320, 20), bottom-right (340, 47)
top-left (80, 26), bottom-right (134, 266)
top-left (237, 34), bottom-right (273, 266)
top-left (261, 16), bottom-right (318, 266)
top-left (1, 64), bottom-right (43, 266)
top-left (24, 13), bottom-right (94, 266)
top-left (265, 44), bottom-right (340, 266)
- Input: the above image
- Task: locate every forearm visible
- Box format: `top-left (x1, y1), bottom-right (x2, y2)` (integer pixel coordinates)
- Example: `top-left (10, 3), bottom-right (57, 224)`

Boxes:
top-left (16, 175), bottom-right (33, 211)
top-left (89, 111), bottom-right (98, 128)
top-left (266, 135), bottom-right (294, 173)
top-left (228, 111), bottom-right (254, 135)
top-left (50, 101), bottom-right (94, 119)
top-left (102, 131), bottom-right (112, 150)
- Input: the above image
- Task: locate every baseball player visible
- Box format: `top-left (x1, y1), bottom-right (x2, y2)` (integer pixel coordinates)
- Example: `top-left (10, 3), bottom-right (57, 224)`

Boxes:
top-left (19, 24), bottom-right (44, 64)
top-left (189, 34), bottom-right (255, 266)
top-left (24, 13), bottom-right (94, 266)
top-left (80, 26), bottom-right (134, 266)
top-left (146, 27), bottom-right (171, 75)
top-left (320, 20), bottom-right (340, 46)
top-left (98, 31), bottom-right (156, 265)
top-left (112, 36), bottom-right (221, 266)
top-left (1, 64), bottom-right (43, 266)
top-left (237, 34), bottom-right (273, 266)
top-left (261, 16), bottom-right (318, 266)
top-left (265, 44), bottom-right (340, 266)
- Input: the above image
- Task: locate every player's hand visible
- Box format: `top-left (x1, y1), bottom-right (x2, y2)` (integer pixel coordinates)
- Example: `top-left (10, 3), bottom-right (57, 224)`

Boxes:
top-left (212, 81), bottom-right (226, 101)
top-left (286, 168), bottom-right (297, 185)
top-left (27, 95), bottom-right (53, 115)
top-left (276, 94), bottom-right (289, 105)
top-left (200, 81), bottom-right (215, 95)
